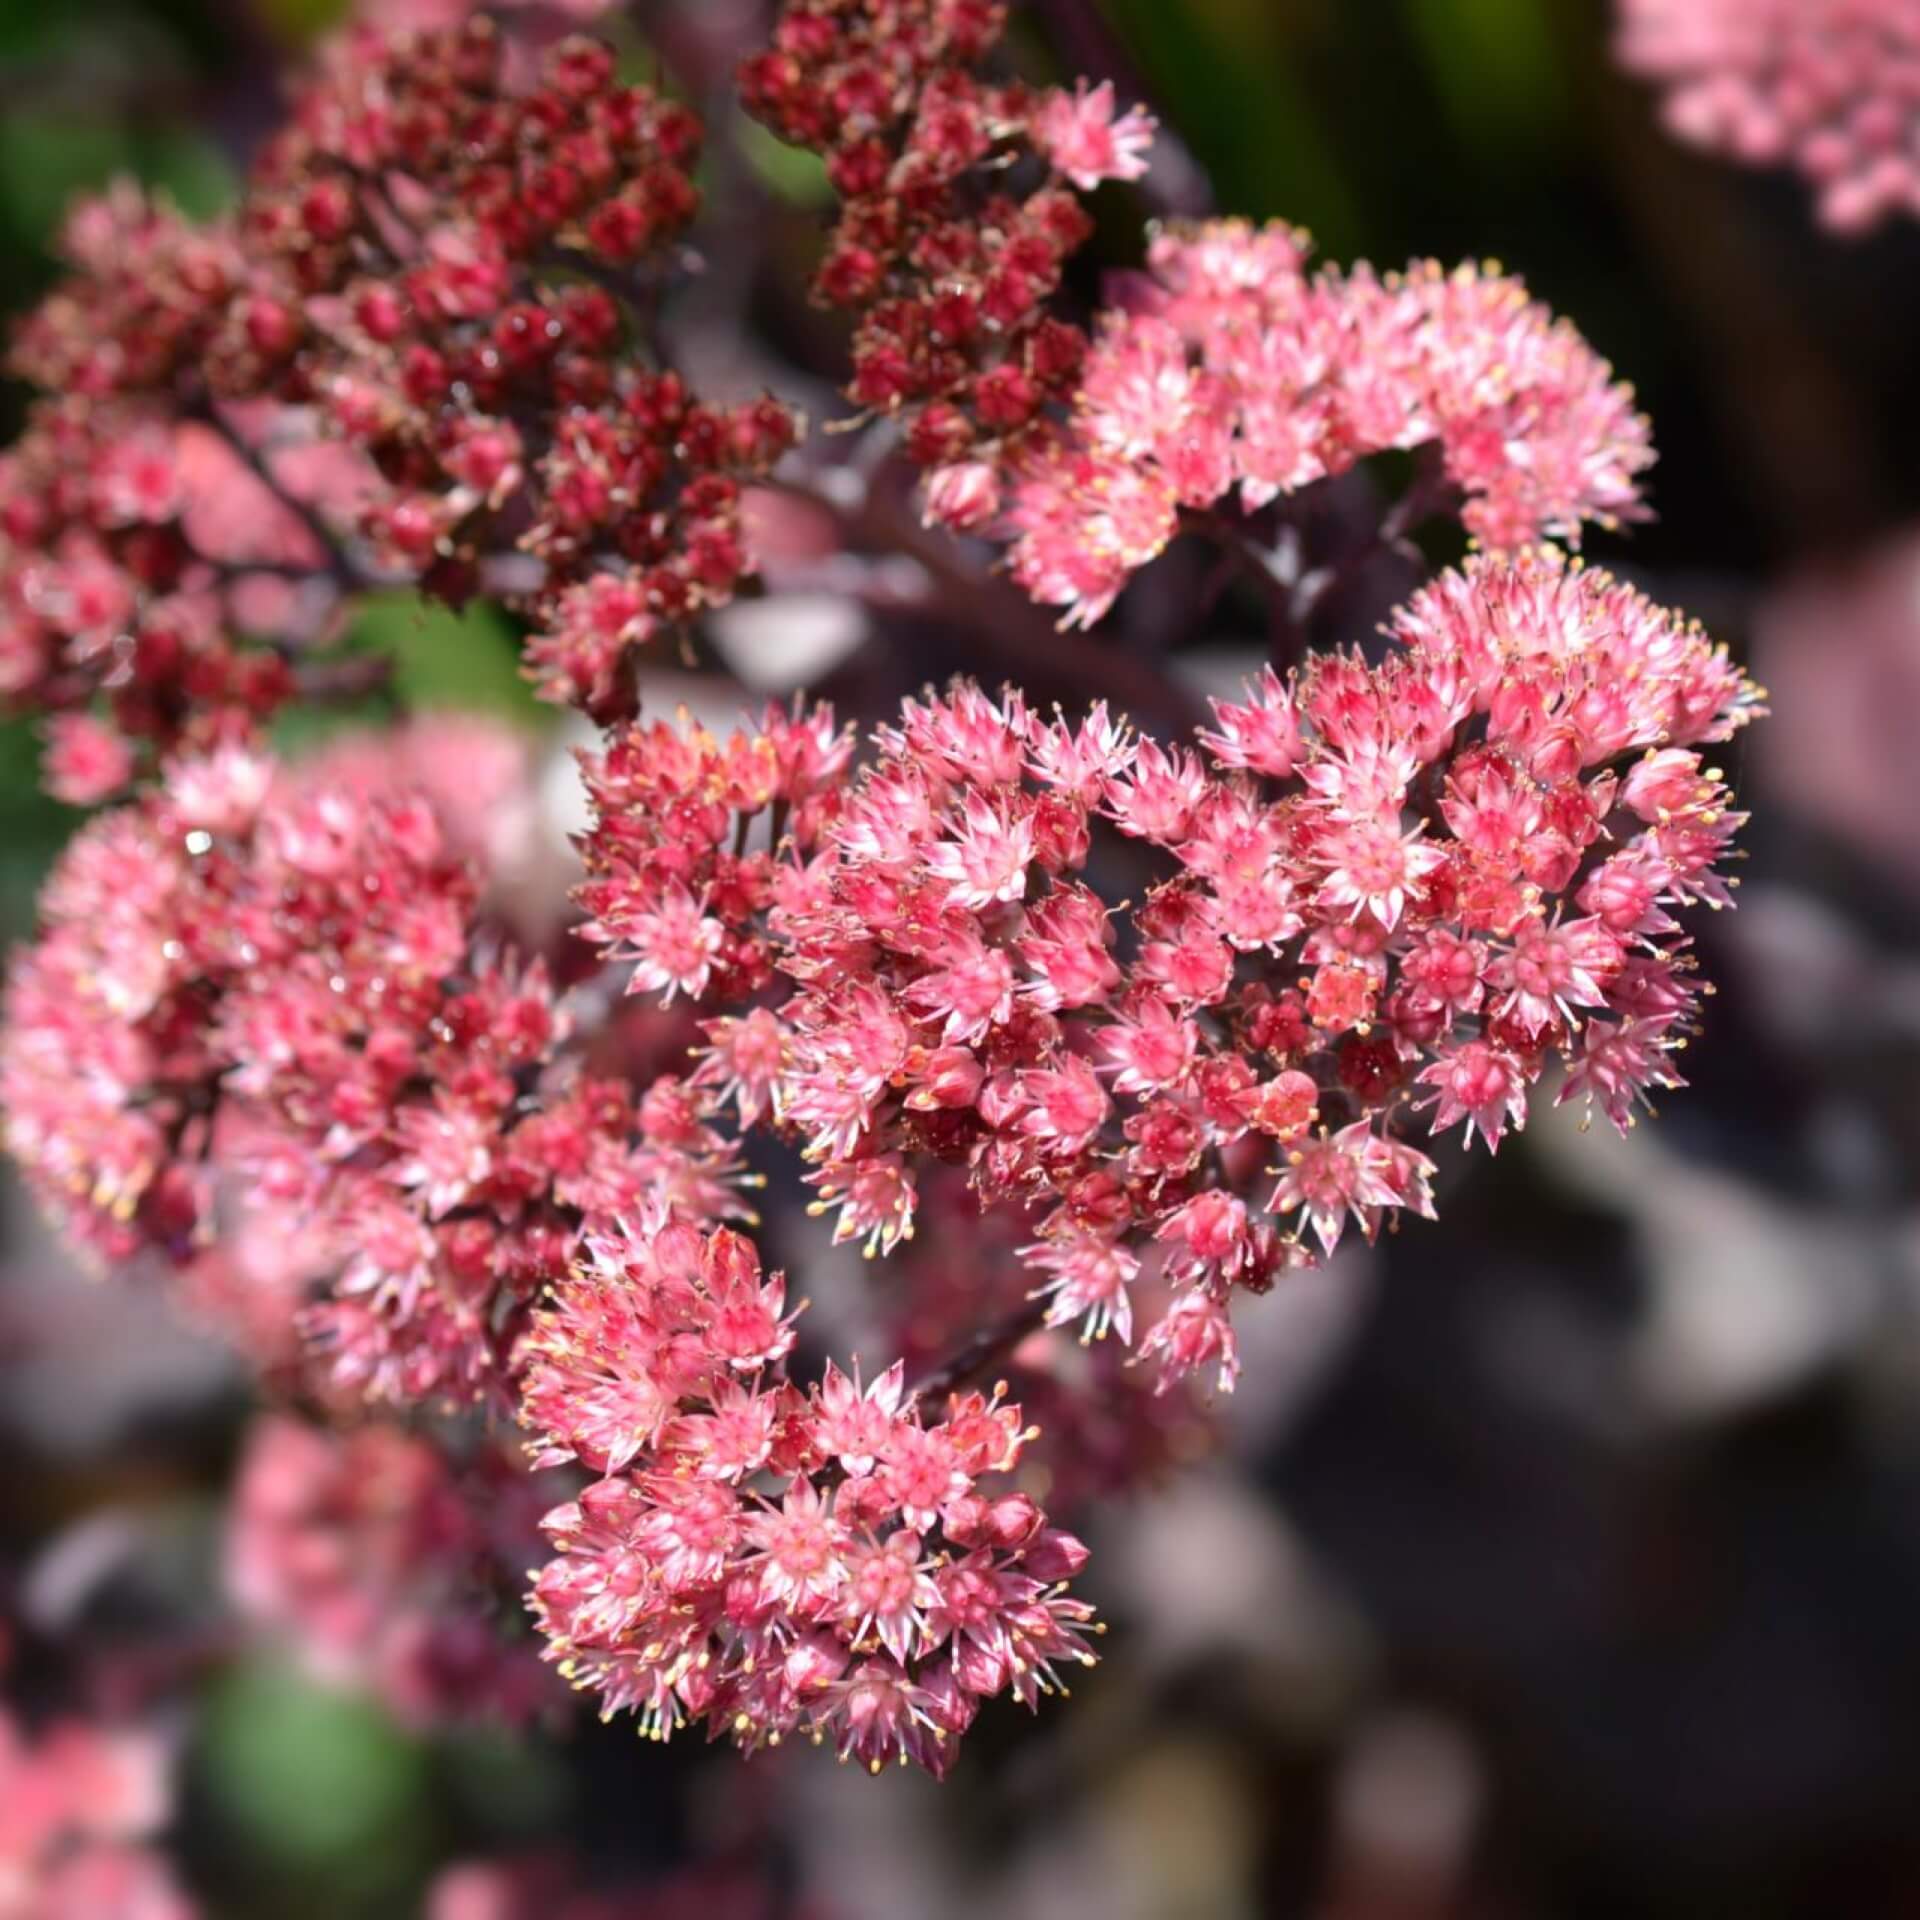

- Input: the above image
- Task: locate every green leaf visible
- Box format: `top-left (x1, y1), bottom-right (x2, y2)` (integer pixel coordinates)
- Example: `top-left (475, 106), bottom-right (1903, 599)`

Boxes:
top-left (193, 1655), bottom-right (431, 1876)
top-left (252, 0), bottom-right (354, 44)
top-left (732, 111), bottom-right (835, 210)
top-left (0, 715), bottom-right (72, 938)
top-left (0, 113), bottom-right (135, 245)
top-left (1399, 0), bottom-right (1568, 153)
top-left (343, 590), bottom-right (543, 725)
top-left (132, 122), bottom-right (239, 221)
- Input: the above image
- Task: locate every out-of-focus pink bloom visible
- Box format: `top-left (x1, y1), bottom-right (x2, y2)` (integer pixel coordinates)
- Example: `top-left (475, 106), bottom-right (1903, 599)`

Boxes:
top-left (1753, 526), bottom-right (1920, 891)
top-left (0, 721), bottom-right (744, 1406)
top-left (227, 1414), bottom-right (554, 1726)
top-left (41, 713), bottom-right (134, 806)
top-left (1618, 0), bottom-right (1920, 232)
top-left (0, 1707), bottom-right (195, 1920)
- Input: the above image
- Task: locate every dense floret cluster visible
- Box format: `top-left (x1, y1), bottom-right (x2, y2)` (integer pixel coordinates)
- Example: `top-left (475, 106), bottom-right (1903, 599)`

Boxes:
top-left (0, 724), bottom-right (742, 1406)
top-left (526, 1214), bottom-right (1095, 1773)
top-left (579, 553), bottom-right (1759, 1395)
top-left (1005, 221), bottom-right (1655, 626)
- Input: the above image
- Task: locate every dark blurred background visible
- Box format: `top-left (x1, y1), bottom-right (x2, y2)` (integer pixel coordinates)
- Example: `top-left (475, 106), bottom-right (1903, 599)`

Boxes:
top-left (6, 2), bottom-right (1920, 1916)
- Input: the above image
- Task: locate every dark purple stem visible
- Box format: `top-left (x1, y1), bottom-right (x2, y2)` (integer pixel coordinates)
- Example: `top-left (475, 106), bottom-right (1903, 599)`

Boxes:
top-left (185, 392), bottom-right (375, 595)
top-left (908, 1298), bottom-right (1052, 1402)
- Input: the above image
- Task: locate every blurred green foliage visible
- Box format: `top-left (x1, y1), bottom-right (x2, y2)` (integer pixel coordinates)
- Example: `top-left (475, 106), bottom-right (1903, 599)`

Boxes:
top-left (192, 1655), bottom-right (436, 1914)
top-left (1102, 0), bottom-right (1364, 253)
top-left (346, 592), bottom-right (540, 722)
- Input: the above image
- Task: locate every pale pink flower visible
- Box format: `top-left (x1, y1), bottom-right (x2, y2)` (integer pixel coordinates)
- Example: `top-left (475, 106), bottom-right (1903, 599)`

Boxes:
top-left (1025, 1230), bottom-right (1139, 1343)
top-left (619, 887), bottom-right (729, 1005)
top-left (1415, 1039), bottom-right (1530, 1152)
top-left (1033, 80), bottom-right (1158, 192)
top-left (42, 713), bottom-right (134, 807)
top-left (926, 791), bottom-right (1038, 909)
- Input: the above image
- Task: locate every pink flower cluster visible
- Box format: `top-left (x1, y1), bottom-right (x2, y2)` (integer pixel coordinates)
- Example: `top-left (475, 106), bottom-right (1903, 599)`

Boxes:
top-left (0, 1689), bottom-right (194, 1920)
top-left (0, 723), bottom-right (742, 1405)
top-left (227, 1414), bottom-right (553, 1726)
top-left (524, 1214), bottom-right (1096, 1774)
top-left (582, 550), bottom-right (1759, 1393)
top-left (1002, 220), bottom-right (1655, 626)
top-left (738, 0), bottom-right (1153, 523)
top-left (1617, 0), bottom-right (1920, 231)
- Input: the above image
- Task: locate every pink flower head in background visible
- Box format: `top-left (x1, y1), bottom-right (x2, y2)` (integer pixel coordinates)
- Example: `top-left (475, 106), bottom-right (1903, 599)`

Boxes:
top-left (0, 719), bottom-right (745, 1405)
top-left (0, 1701), bottom-right (196, 1920)
top-left (227, 1414), bottom-right (553, 1727)
top-left (1617, 0), bottom-right (1920, 231)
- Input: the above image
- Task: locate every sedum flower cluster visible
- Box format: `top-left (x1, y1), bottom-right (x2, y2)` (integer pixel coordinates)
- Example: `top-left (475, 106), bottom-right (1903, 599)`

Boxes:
top-left (526, 1215), bottom-right (1095, 1773)
top-left (0, 723), bottom-right (742, 1406)
top-left (578, 557), bottom-right (1759, 1397)
top-left (1005, 222), bottom-right (1655, 626)
top-left (0, 0), bottom-right (1775, 1781)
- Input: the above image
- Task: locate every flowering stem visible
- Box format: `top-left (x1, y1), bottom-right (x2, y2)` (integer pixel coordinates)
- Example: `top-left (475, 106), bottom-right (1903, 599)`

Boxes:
top-left (1282, 448), bottom-right (1465, 651)
top-left (770, 473), bottom-right (1209, 737)
top-left (1190, 508), bottom-right (1303, 639)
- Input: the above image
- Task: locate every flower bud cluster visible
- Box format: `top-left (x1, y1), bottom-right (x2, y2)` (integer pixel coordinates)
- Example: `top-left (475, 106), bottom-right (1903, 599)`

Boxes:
top-left (7, 19), bottom-right (799, 748)
top-left (738, 0), bottom-right (1154, 530)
